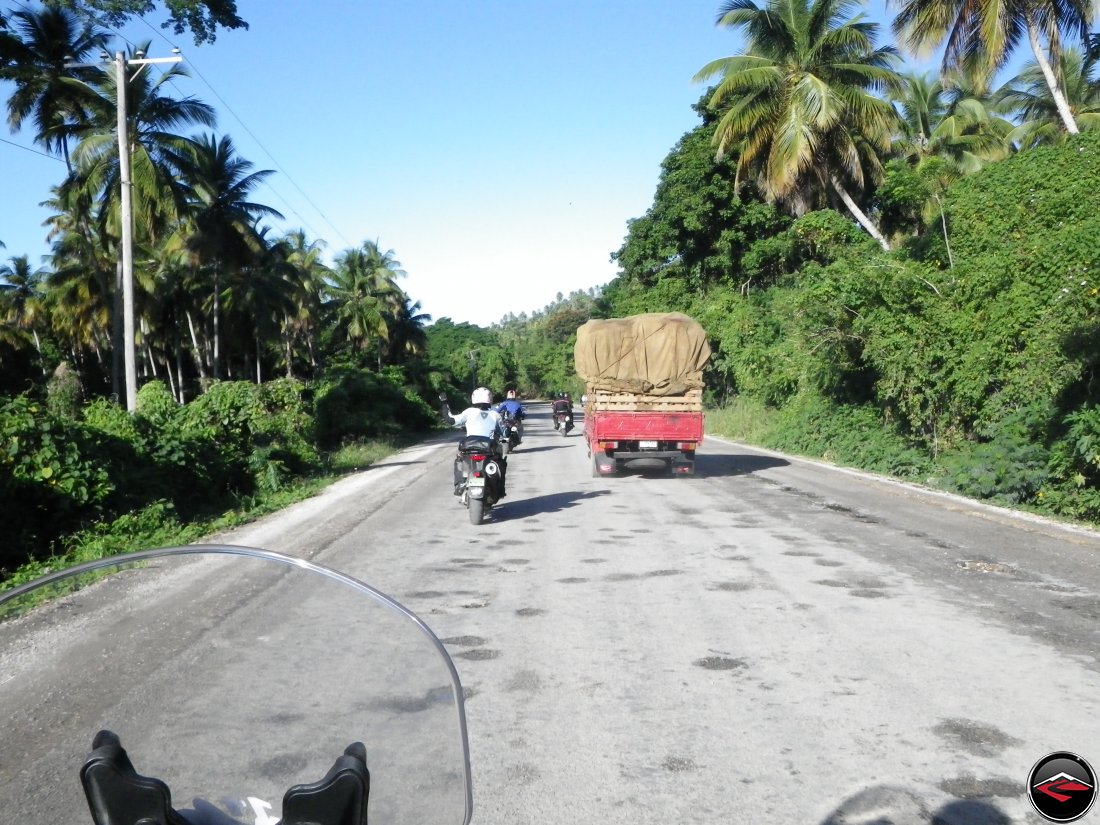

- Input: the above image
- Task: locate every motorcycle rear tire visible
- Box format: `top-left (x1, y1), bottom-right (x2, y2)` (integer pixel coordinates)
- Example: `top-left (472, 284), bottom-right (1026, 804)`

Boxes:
top-left (501, 441), bottom-right (510, 457)
top-left (468, 497), bottom-right (485, 525)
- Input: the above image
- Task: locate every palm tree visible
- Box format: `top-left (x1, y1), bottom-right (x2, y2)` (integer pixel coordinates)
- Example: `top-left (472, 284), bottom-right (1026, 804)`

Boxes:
top-left (0, 254), bottom-right (49, 372)
top-left (60, 41), bottom-right (216, 393)
top-left (891, 0), bottom-right (1093, 135)
top-left (168, 132), bottom-right (282, 379)
top-left (276, 229), bottom-right (330, 376)
top-left (70, 42), bottom-right (217, 244)
top-left (892, 70), bottom-right (1012, 173)
top-left (327, 241), bottom-right (406, 365)
top-left (995, 47), bottom-right (1100, 146)
top-left (2, 6), bottom-right (109, 172)
top-left (385, 296), bottom-right (432, 365)
top-left (695, 0), bottom-right (902, 251)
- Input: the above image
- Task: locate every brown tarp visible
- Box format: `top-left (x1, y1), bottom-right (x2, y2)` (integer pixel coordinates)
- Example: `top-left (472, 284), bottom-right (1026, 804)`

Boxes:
top-left (574, 313), bottom-right (711, 396)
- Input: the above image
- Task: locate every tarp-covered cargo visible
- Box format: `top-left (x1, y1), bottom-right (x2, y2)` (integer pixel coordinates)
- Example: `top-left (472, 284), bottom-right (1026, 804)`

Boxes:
top-left (574, 313), bottom-right (710, 396)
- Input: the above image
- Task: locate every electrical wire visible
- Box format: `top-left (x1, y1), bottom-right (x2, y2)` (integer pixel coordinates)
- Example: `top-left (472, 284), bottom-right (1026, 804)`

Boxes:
top-left (133, 15), bottom-right (354, 249)
top-left (0, 135), bottom-right (65, 162)
top-left (5, 2), bottom-right (352, 252)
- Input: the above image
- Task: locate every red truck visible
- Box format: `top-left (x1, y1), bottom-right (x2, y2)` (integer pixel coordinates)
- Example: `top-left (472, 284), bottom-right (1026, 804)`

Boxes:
top-left (574, 313), bottom-right (710, 477)
top-left (584, 389), bottom-right (704, 476)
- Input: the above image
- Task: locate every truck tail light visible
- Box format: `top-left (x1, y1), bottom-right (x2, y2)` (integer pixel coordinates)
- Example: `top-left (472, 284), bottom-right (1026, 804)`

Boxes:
top-left (677, 442), bottom-right (696, 451)
top-left (599, 441), bottom-right (618, 449)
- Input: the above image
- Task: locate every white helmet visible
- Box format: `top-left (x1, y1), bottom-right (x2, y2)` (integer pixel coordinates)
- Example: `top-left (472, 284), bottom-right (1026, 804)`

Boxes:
top-left (471, 387), bottom-right (492, 405)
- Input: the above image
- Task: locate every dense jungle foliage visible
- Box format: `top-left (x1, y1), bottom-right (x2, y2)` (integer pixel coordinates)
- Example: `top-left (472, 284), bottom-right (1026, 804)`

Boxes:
top-left (603, 122), bottom-right (1100, 521)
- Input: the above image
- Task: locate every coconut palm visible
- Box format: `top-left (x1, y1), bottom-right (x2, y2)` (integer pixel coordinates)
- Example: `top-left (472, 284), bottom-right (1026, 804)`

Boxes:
top-left (892, 71), bottom-right (1013, 173)
top-left (385, 296), bottom-right (432, 365)
top-left (327, 241), bottom-right (406, 365)
top-left (275, 229), bottom-right (330, 376)
top-left (891, 0), bottom-right (1093, 135)
top-left (69, 42), bottom-right (217, 244)
top-left (54, 48), bottom-right (214, 394)
top-left (41, 180), bottom-right (115, 374)
top-left (167, 132), bottom-right (283, 379)
top-left (2, 6), bottom-right (109, 172)
top-left (995, 47), bottom-right (1100, 146)
top-left (0, 254), bottom-right (49, 371)
top-left (695, 0), bottom-right (902, 251)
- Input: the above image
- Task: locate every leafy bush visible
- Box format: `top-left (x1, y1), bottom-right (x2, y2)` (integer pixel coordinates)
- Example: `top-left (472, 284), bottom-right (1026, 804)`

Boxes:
top-left (313, 367), bottom-right (434, 447)
top-left (0, 396), bottom-right (112, 571)
top-left (763, 394), bottom-right (934, 480)
top-left (939, 409), bottom-right (1051, 503)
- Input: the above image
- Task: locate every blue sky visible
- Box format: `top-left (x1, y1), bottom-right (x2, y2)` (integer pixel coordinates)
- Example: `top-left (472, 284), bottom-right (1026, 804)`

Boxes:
top-left (0, 1), bottom-right (994, 326)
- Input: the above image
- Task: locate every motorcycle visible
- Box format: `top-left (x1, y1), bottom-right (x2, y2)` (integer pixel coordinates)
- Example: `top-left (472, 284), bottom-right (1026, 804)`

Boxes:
top-left (499, 413), bottom-right (522, 455)
top-left (0, 545), bottom-right (472, 825)
top-left (455, 435), bottom-right (504, 525)
top-left (553, 407), bottom-right (573, 436)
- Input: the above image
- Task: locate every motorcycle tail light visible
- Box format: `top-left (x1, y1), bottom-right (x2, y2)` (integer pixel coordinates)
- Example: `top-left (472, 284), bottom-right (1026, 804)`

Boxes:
top-left (471, 454), bottom-right (485, 461)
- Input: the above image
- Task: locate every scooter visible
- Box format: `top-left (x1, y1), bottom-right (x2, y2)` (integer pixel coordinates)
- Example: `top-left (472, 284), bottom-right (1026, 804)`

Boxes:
top-left (455, 435), bottom-right (504, 525)
top-left (499, 413), bottom-right (522, 455)
top-left (0, 546), bottom-right (473, 825)
top-left (553, 408), bottom-right (573, 436)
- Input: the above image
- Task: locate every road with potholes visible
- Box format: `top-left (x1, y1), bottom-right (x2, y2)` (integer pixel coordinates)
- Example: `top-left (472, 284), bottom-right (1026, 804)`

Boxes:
top-left (3, 401), bottom-right (1100, 824)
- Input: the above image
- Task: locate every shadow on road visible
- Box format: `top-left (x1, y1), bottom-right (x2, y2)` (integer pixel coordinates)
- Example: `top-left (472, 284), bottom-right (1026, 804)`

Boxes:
top-left (492, 490), bottom-right (611, 521)
top-left (508, 444), bottom-right (567, 455)
top-left (818, 785), bottom-right (1010, 825)
top-left (694, 453), bottom-right (789, 477)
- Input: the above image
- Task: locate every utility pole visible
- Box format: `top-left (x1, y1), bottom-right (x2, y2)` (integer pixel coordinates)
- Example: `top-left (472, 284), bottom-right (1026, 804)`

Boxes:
top-left (115, 51), bottom-right (137, 412)
top-left (68, 48), bottom-right (181, 412)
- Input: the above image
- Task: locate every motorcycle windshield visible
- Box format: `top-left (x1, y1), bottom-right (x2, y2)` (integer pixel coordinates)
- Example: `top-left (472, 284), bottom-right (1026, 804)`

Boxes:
top-left (0, 546), bottom-right (472, 825)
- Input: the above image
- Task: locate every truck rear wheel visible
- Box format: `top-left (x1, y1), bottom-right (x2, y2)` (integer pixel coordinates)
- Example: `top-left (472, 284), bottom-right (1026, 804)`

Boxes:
top-left (672, 457), bottom-right (696, 477)
top-left (592, 452), bottom-right (613, 477)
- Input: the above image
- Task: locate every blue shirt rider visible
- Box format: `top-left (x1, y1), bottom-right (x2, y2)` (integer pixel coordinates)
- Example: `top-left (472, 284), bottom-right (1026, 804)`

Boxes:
top-left (495, 389), bottom-right (526, 439)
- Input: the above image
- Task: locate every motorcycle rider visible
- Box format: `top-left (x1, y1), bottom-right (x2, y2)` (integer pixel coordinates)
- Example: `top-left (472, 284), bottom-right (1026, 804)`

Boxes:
top-left (440, 387), bottom-right (508, 498)
top-left (495, 388), bottom-right (526, 440)
top-left (551, 392), bottom-right (574, 433)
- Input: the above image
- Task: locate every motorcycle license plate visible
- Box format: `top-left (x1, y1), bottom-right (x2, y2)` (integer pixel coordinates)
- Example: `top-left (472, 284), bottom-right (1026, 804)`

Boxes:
top-left (640, 440), bottom-right (658, 449)
top-left (468, 477), bottom-right (486, 488)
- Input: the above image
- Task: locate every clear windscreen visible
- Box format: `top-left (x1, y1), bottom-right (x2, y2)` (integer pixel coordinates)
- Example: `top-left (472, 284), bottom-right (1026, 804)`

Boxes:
top-left (0, 546), bottom-right (471, 825)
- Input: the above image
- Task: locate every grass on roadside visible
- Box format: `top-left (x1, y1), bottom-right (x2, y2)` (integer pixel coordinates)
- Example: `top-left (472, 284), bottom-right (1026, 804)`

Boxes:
top-left (705, 396), bottom-right (781, 444)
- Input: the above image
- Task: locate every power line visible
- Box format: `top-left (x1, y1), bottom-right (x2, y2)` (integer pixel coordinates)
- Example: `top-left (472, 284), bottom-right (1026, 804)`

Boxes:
top-left (0, 135), bottom-right (65, 162)
top-left (128, 14), bottom-right (354, 249)
top-left (176, 52), bottom-right (355, 250)
top-left (7, 2), bottom-right (351, 251)
top-left (124, 17), bottom-right (331, 244)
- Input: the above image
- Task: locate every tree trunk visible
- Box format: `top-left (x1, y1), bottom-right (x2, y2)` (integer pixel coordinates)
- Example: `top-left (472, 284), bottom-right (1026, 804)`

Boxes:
top-left (255, 335), bottom-right (263, 384)
top-left (831, 176), bottom-right (891, 251)
top-left (185, 310), bottom-right (209, 380)
top-left (112, 258), bottom-right (123, 401)
top-left (1027, 17), bottom-right (1079, 134)
top-left (935, 194), bottom-right (954, 270)
top-left (32, 329), bottom-right (46, 376)
top-left (164, 351), bottom-right (177, 400)
top-left (212, 262), bottom-right (221, 379)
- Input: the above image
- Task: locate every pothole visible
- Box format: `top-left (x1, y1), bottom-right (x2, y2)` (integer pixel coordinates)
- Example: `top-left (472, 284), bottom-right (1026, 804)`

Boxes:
top-left (957, 560), bottom-right (1018, 575)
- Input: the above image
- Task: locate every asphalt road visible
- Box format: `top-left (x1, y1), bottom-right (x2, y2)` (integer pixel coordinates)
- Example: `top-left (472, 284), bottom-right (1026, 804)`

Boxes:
top-left (3, 401), bottom-right (1100, 825)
